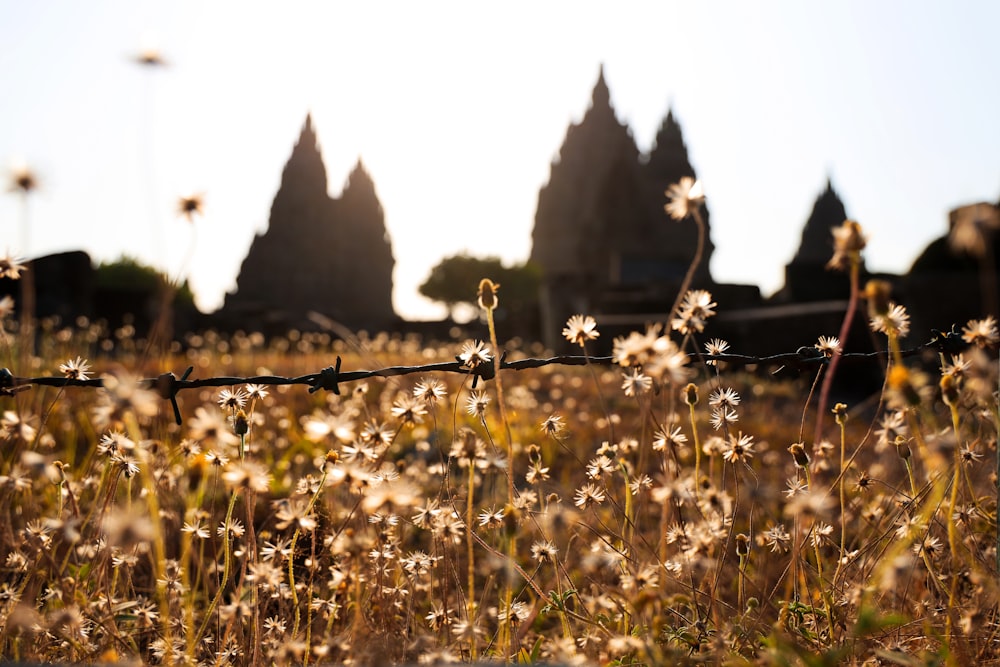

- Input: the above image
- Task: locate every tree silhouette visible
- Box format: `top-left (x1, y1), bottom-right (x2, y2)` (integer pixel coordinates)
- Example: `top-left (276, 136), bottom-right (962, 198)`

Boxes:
top-left (420, 254), bottom-right (541, 320)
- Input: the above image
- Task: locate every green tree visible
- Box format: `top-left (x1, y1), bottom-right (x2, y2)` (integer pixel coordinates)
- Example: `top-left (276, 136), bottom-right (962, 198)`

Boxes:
top-left (96, 255), bottom-right (195, 306)
top-left (419, 253), bottom-right (541, 319)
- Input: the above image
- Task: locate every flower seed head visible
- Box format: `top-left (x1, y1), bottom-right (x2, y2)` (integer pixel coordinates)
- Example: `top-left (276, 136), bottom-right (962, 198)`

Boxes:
top-left (683, 383), bottom-right (699, 407)
top-left (940, 373), bottom-right (960, 407)
top-left (788, 442), bottom-right (810, 469)
top-left (828, 219), bottom-right (867, 270)
top-left (477, 278), bottom-right (499, 311)
top-left (735, 533), bottom-right (751, 557)
top-left (832, 402), bottom-right (848, 425)
top-left (864, 280), bottom-right (893, 318)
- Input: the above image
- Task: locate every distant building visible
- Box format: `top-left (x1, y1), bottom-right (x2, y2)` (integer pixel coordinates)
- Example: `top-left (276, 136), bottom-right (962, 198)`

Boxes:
top-left (530, 67), bottom-right (756, 349)
top-left (221, 115), bottom-right (396, 333)
top-left (771, 179), bottom-right (859, 304)
top-left (904, 201), bottom-right (1000, 340)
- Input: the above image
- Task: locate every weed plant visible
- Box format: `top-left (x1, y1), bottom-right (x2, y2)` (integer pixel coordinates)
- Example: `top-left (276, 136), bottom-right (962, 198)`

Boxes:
top-left (0, 203), bottom-right (999, 666)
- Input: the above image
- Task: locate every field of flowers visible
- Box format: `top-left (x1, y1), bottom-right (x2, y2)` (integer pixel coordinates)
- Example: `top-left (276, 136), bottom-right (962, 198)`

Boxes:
top-left (1, 197), bottom-right (1000, 665)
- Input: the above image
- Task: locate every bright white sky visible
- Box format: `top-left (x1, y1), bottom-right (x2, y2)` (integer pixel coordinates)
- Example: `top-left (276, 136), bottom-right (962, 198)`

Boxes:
top-left (2, 2), bottom-right (999, 320)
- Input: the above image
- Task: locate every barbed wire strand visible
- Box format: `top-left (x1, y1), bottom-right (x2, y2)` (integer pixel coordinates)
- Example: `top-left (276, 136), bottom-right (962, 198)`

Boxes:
top-left (0, 327), bottom-right (970, 426)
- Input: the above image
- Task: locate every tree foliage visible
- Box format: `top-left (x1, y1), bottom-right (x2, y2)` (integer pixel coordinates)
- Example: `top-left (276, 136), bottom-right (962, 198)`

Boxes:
top-left (96, 255), bottom-right (195, 305)
top-left (419, 254), bottom-right (541, 317)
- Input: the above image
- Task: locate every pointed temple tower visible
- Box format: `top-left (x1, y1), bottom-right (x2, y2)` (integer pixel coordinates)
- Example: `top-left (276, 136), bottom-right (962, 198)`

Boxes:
top-left (530, 68), bottom-right (716, 347)
top-left (222, 115), bottom-right (396, 332)
top-left (771, 179), bottom-right (856, 303)
top-left (641, 109), bottom-right (715, 282)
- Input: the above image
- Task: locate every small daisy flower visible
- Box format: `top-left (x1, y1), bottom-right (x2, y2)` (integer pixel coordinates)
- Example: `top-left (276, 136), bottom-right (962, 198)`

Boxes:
top-left (827, 219), bottom-right (867, 270)
top-left (218, 388), bottom-right (248, 411)
top-left (530, 540), bottom-right (558, 563)
top-left (760, 524), bottom-right (791, 553)
top-left (671, 289), bottom-right (716, 334)
top-left (466, 390), bottom-right (490, 418)
top-left (58, 357), bottom-right (91, 381)
top-left (621, 368), bottom-right (652, 397)
top-left (413, 378), bottom-right (447, 403)
top-left (586, 455), bottom-right (616, 480)
top-left (664, 176), bottom-right (704, 221)
top-left (244, 384), bottom-right (269, 400)
top-left (870, 303), bottom-right (910, 338)
top-left (390, 395), bottom-right (427, 426)
top-left (722, 432), bottom-right (755, 464)
top-left (963, 316), bottom-right (999, 348)
top-left (710, 407), bottom-right (738, 431)
top-left (177, 193), bottom-right (204, 222)
top-left (0, 253), bottom-right (26, 280)
top-left (562, 314), bottom-right (600, 346)
top-left (815, 336), bottom-right (841, 358)
top-left (540, 414), bottom-right (565, 436)
top-left (652, 426), bottom-right (687, 452)
top-left (574, 483), bottom-right (607, 509)
top-left (477, 507), bottom-right (504, 529)
top-left (708, 387), bottom-right (740, 409)
top-left (704, 338), bottom-right (729, 365)
top-left (458, 340), bottom-right (492, 369)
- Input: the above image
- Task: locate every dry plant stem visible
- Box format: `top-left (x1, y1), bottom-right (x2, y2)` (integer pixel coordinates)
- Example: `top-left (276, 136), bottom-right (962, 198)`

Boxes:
top-left (484, 304), bottom-right (513, 505)
top-left (466, 459), bottom-right (477, 661)
top-left (802, 466), bottom-right (835, 635)
top-left (667, 208), bottom-right (706, 323)
top-left (837, 417), bottom-right (847, 582)
top-left (737, 553), bottom-right (747, 609)
top-left (181, 478), bottom-right (209, 663)
top-left (944, 401), bottom-right (966, 651)
top-left (814, 256), bottom-right (859, 445)
top-left (799, 367), bottom-right (824, 444)
top-left (483, 299), bottom-right (517, 661)
top-left (196, 487), bottom-right (238, 646)
top-left (290, 467), bottom-right (329, 639)
top-left (687, 402), bottom-right (702, 502)
top-left (580, 341), bottom-right (615, 444)
top-left (945, 402), bottom-right (965, 565)
top-left (128, 413), bottom-right (174, 665)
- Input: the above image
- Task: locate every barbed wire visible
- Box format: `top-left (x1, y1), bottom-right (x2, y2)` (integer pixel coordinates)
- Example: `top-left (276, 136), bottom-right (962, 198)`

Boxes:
top-left (0, 327), bottom-right (972, 425)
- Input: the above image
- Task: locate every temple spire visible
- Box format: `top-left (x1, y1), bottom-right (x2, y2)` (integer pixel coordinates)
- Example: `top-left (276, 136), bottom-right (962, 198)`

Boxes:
top-left (645, 107), bottom-right (696, 183)
top-left (280, 113), bottom-right (327, 196)
top-left (591, 64), bottom-right (611, 111)
top-left (792, 178), bottom-right (849, 267)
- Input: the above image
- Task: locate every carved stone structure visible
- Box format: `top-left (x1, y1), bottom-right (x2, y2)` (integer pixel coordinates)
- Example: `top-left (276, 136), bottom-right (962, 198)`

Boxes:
top-left (771, 179), bottom-right (858, 303)
top-left (530, 68), bottom-right (717, 348)
top-left (222, 115), bottom-right (396, 333)
top-left (904, 202), bottom-right (1000, 339)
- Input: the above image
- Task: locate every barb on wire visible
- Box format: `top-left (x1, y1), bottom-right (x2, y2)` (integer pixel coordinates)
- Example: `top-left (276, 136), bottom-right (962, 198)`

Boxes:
top-left (0, 328), bottom-right (969, 426)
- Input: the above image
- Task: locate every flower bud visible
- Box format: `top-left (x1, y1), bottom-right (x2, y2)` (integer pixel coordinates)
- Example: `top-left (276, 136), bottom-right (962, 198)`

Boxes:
top-left (788, 442), bottom-right (810, 469)
top-left (683, 383), bottom-right (699, 407)
top-left (477, 278), bottom-right (499, 310)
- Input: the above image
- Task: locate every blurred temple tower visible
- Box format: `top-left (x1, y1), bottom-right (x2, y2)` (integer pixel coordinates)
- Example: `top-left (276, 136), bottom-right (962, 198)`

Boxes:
top-left (770, 179), bottom-right (859, 304)
top-left (530, 67), bottom-right (726, 349)
top-left (221, 114), bottom-right (396, 333)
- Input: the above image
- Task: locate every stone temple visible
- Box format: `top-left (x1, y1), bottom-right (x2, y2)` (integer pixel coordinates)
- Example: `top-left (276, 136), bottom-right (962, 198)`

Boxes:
top-left (221, 115), bottom-right (396, 333)
top-left (531, 67), bottom-right (748, 349)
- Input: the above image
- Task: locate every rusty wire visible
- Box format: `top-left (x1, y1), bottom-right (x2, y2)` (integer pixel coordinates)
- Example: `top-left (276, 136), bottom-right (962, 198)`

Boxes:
top-left (0, 326), bottom-right (970, 425)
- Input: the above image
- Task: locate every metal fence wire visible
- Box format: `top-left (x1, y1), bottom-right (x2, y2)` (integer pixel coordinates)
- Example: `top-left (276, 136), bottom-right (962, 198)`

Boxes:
top-left (0, 326), bottom-right (973, 426)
